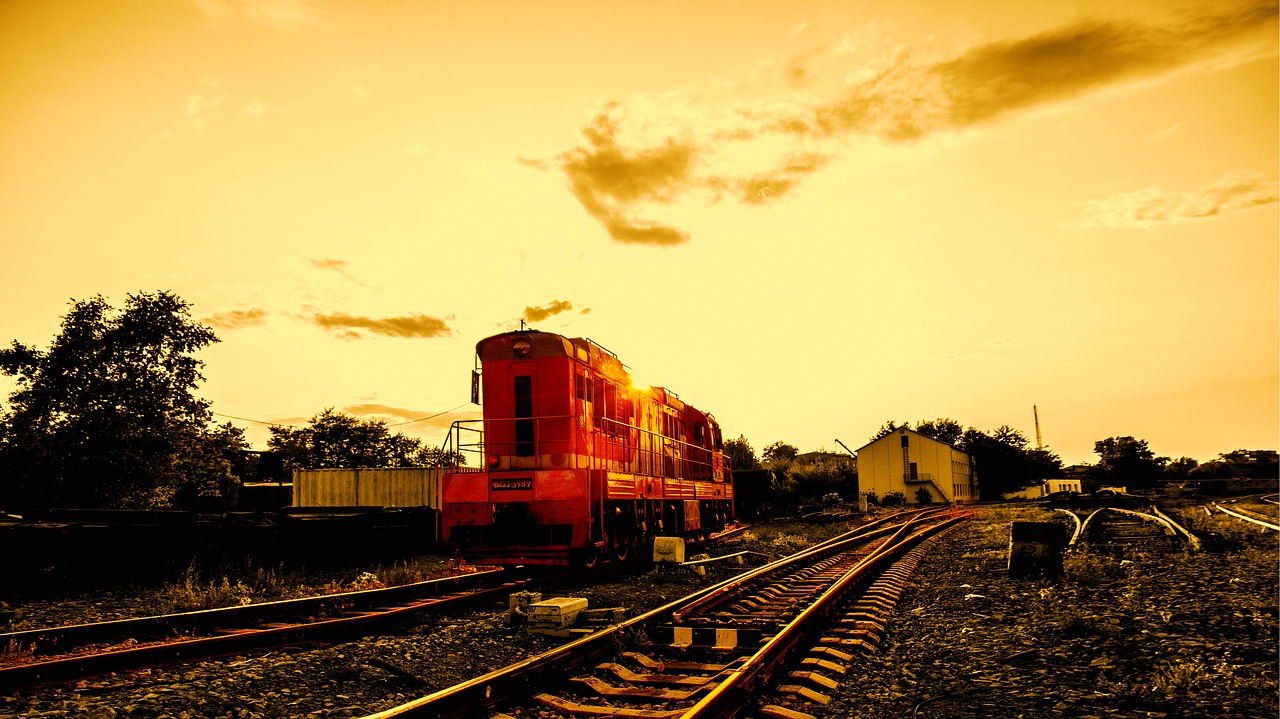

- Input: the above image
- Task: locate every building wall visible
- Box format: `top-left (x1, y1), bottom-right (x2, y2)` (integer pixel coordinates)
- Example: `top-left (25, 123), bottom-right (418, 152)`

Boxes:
top-left (855, 428), bottom-right (974, 504)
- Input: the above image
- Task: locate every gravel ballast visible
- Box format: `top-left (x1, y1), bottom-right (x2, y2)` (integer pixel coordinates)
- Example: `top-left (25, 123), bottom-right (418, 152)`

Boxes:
top-left (2, 502), bottom-right (1276, 718)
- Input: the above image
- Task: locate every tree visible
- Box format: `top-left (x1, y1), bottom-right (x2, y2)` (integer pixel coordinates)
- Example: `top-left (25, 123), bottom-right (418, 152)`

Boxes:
top-left (761, 441), bottom-right (799, 466)
top-left (722, 435), bottom-right (760, 471)
top-left (914, 418), bottom-right (965, 446)
top-left (1164, 456), bottom-right (1199, 482)
top-left (1188, 450), bottom-right (1278, 479)
top-left (869, 421), bottom-right (907, 442)
top-left (1088, 436), bottom-right (1167, 489)
top-left (958, 425), bottom-right (1062, 499)
top-left (787, 459), bottom-right (856, 501)
top-left (0, 291), bottom-right (227, 509)
top-left (266, 408), bottom-right (461, 471)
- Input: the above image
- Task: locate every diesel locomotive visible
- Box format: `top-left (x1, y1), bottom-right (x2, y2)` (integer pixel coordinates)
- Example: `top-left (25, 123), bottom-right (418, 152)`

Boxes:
top-left (440, 330), bottom-right (735, 566)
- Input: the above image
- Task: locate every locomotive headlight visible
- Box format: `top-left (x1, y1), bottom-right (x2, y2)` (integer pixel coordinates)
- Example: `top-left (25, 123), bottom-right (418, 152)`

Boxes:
top-left (487, 454), bottom-right (500, 469)
top-left (511, 336), bottom-right (534, 360)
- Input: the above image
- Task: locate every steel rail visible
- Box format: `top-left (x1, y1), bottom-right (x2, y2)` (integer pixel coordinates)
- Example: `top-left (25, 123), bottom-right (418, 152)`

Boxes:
top-left (1, 567), bottom-right (508, 657)
top-left (1077, 507), bottom-right (1189, 550)
top-left (361, 509), bottom-right (967, 719)
top-left (1212, 502), bottom-right (1280, 531)
top-left (0, 567), bottom-right (536, 690)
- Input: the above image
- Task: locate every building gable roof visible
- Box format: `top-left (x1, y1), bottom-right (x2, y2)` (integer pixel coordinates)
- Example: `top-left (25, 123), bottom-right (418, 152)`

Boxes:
top-left (854, 426), bottom-right (963, 454)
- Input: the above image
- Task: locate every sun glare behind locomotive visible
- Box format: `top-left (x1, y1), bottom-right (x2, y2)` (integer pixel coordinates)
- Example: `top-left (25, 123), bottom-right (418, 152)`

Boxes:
top-left (440, 330), bottom-right (735, 566)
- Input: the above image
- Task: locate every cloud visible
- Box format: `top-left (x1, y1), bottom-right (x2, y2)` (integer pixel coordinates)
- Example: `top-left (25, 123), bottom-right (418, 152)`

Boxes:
top-left (536, 1), bottom-right (1276, 244)
top-left (313, 312), bottom-right (452, 339)
top-left (184, 93), bottom-right (223, 130)
top-left (310, 257), bottom-right (349, 272)
top-left (190, 0), bottom-right (330, 31)
top-left (522, 300), bottom-right (589, 323)
top-left (240, 99), bottom-right (268, 115)
top-left (202, 308), bottom-right (269, 330)
top-left (309, 257), bottom-right (374, 287)
top-left (1081, 171), bottom-right (1279, 228)
top-left (529, 105), bottom-right (699, 246)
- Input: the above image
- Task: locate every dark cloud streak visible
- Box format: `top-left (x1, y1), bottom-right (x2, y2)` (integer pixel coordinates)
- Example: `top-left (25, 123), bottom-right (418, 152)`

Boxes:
top-left (522, 299), bottom-right (588, 323)
top-left (202, 308), bottom-right (269, 330)
top-left (313, 312), bottom-right (451, 339)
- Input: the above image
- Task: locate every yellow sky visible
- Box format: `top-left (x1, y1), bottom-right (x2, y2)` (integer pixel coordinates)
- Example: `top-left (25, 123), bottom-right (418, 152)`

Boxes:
top-left (1, 0), bottom-right (1276, 466)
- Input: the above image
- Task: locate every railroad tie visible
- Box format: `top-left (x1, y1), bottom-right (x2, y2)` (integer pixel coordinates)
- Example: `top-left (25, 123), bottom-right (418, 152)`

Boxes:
top-left (570, 675), bottom-right (718, 701)
top-left (776, 684), bottom-right (831, 705)
top-left (758, 705), bottom-right (819, 719)
top-left (818, 634), bottom-right (877, 653)
top-left (788, 670), bottom-right (839, 691)
top-left (621, 651), bottom-right (664, 671)
top-left (800, 656), bottom-right (846, 674)
top-left (836, 617), bottom-right (886, 632)
top-left (596, 663), bottom-right (716, 687)
top-left (535, 693), bottom-right (684, 718)
top-left (669, 626), bottom-right (742, 649)
top-left (809, 646), bottom-right (854, 662)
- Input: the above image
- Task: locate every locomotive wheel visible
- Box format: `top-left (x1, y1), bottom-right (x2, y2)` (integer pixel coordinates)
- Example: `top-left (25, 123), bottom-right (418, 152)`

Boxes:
top-left (578, 548), bottom-right (600, 569)
top-left (611, 530), bottom-right (635, 562)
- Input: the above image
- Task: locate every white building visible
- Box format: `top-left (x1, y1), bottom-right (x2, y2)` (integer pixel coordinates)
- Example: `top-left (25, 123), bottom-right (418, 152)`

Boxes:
top-left (855, 427), bottom-right (976, 504)
top-left (1045, 478), bottom-right (1082, 494)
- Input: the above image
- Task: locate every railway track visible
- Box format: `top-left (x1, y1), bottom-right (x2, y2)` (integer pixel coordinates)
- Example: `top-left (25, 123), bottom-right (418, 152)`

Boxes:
top-left (1075, 507), bottom-right (1197, 551)
top-left (0, 566), bottom-right (543, 690)
top-left (1211, 499), bottom-right (1280, 531)
top-left (361, 508), bottom-right (968, 719)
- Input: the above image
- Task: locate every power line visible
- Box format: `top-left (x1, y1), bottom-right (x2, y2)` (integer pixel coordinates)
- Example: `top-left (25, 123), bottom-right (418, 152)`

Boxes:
top-left (211, 411), bottom-right (295, 427)
top-left (387, 402), bottom-right (473, 427)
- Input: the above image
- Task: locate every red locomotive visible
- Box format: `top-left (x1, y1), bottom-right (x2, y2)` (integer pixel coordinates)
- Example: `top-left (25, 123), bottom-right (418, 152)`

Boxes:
top-left (440, 330), bottom-right (735, 566)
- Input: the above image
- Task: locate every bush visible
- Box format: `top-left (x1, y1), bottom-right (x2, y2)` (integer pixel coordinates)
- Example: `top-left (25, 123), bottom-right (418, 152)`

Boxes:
top-left (882, 491), bottom-right (906, 507)
top-left (915, 487), bottom-right (933, 505)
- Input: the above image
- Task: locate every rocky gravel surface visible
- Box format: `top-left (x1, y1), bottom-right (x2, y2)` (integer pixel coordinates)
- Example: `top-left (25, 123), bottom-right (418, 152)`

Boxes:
top-left (808, 503), bottom-right (1279, 719)
top-left (3, 502), bottom-right (1276, 719)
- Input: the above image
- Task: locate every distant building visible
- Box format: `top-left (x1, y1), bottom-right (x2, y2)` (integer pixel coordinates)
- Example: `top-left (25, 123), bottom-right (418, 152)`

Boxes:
top-left (855, 427), bottom-right (976, 504)
top-left (1045, 478), bottom-right (1082, 494)
top-left (1002, 478), bottom-right (1083, 500)
top-left (796, 450), bottom-right (856, 471)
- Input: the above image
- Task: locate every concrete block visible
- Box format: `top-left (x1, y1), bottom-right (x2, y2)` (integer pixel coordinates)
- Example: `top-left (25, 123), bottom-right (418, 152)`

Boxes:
top-left (527, 596), bottom-right (588, 628)
top-left (653, 536), bottom-right (685, 563)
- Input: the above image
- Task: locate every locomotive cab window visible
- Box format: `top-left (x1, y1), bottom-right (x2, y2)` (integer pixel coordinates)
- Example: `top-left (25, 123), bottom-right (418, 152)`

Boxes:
top-left (514, 374), bottom-right (534, 456)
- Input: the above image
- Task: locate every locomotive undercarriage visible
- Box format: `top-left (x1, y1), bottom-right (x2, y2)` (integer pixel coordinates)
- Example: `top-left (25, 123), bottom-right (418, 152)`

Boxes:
top-left (448, 496), bottom-right (733, 567)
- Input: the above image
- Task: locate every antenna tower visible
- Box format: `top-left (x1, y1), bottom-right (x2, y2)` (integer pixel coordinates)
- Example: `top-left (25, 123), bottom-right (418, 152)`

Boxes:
top-left (1033, 405), bottom-right (1043, 449)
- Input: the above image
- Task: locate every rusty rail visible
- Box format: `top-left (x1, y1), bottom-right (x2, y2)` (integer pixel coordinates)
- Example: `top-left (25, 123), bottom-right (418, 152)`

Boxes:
top-left (0, 566), bottom-right (537, 690)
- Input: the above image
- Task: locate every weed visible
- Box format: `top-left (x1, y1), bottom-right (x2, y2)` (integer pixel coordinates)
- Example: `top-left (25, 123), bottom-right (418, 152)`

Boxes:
top-left (2, 637), bottom-right (35, 663)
